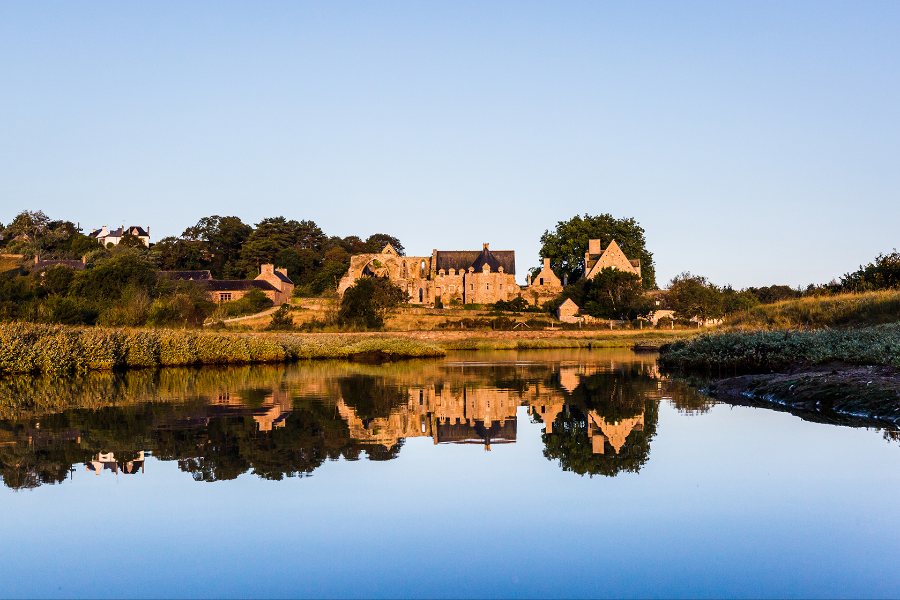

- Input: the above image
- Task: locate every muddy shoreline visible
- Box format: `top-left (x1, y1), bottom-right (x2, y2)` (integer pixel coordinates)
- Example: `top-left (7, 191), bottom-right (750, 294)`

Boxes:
top-left (703, 364), bottom-right (900, 425)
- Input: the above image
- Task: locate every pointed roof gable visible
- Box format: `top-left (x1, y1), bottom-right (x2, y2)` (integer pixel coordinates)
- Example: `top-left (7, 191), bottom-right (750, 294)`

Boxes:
top-left (470, 245), bottom-right (504, 273)
top-left (585, 239), bottom-right (641, 280)
top-left (381, 243), bottom-right (399, 255)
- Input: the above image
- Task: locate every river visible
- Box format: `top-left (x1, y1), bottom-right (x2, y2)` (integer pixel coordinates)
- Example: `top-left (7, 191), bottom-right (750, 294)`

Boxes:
top-left (1, 349), bottom-right (898, 598)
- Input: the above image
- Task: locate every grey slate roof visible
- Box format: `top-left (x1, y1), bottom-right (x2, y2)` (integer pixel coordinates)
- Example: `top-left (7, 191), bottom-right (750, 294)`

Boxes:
top-left (435, 249), bottom-right (516, 275)
top-left (158, 270), bottom-right (213, 281)
top-left (207, 280), bottom-right (277, 292)
top-left (272, 271), bottom-right (294, 285)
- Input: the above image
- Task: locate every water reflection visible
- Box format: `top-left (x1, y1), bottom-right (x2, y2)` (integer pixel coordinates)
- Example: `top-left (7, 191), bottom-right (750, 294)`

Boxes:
top-left (0, 350), bottom-right (717, 490)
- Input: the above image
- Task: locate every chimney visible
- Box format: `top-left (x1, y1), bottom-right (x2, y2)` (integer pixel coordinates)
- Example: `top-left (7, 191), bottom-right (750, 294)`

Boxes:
top-left (261, 264), bottom-right (274, 275)
top-left (483, 243), bottom-right (489, 250)
top-left (543, 257), bottom-right (551, 270)
top-left (588, 239), bottom-right (603, 255)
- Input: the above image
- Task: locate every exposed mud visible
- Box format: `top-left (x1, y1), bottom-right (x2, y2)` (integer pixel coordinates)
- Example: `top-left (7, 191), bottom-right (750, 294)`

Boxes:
top-left (704, 364), bottom-right (900, 424)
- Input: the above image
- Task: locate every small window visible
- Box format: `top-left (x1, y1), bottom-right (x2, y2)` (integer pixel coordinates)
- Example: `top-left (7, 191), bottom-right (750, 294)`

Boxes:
top-left (470, 284), bottom-right (474, 290)
top-left (539, 278), bottom-right (544, 285)
top-left (486, 284), bottom-right (490, 290)
top-left (219, 293), bottom-right (232, 302)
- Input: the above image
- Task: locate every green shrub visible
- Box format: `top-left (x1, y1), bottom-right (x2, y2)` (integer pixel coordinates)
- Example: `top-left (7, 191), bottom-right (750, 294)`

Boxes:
top-left (265, 305), bottom-right (295, 331)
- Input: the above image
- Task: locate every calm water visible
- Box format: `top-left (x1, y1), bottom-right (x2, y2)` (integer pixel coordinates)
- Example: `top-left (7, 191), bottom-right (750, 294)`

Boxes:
top-left (1, 349), bottom-right (899, 598)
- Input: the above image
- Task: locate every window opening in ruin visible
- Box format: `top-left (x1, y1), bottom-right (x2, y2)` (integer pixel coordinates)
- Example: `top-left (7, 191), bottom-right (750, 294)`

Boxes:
top-left (539, 278), bottom-right (544, 285)
top-left (419, 289), bottom-right (423, 302)
top-left (420, 261), bottom-right (425, 277)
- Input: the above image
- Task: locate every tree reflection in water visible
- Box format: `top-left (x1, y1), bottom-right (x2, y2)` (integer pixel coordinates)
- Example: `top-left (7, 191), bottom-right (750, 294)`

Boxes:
top-left (0, 351), bottom-right (711, 489)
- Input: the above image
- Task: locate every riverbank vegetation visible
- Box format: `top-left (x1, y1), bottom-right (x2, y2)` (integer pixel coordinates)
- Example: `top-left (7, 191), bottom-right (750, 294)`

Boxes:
top-left (0, 322), bottom-right (445, 374)
top-left (658, 323), bottom-right (900, 375)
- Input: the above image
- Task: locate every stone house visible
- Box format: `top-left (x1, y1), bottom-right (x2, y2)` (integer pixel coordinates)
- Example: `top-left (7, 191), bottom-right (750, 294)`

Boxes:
top-left (556, 298), bottom-right (581, 323)
top-left (159, 264), bottom-right (294, 305)
top-left (523, 258), bottom-right (564, 306)
top-left (338, 243), bottom-right (520, 306)
top-left (584, 239), bottom-right (641, 280)
top-left (89, 225), bottom-right (151, 247)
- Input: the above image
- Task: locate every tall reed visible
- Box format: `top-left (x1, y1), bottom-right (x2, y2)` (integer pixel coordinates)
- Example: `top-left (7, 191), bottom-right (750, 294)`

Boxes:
top-left (0, 323), bottom-right (445, 374)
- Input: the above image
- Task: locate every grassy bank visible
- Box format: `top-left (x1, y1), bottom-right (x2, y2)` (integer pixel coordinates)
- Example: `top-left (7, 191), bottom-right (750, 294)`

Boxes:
top-left (727, 290), bottom-right (900, 329)
top-left (0, 323), bottom-right (445, 374)
top-left (658, 323), bottom-right (900, 375)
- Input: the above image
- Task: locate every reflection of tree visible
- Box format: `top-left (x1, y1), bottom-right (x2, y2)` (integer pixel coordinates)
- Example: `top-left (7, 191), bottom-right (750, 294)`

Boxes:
top-left (667, 385), bottom-right (716, 415)
top-left (0, 441), bottom-right (76, 490)
top-left (542, 403), bottom-right (658, 477)
top-left (541, 369), bottom-right (661, 477)
top-left (338, 376), bottom-right (407, 422)
top-left (0, 397), bottom-right (362, 488)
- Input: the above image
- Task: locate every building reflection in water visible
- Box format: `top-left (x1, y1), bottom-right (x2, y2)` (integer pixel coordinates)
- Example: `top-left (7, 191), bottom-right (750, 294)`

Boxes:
top-left (86, 451), bottom-right (145, 475)
top-left (0, 351), bottom-right (716, 489)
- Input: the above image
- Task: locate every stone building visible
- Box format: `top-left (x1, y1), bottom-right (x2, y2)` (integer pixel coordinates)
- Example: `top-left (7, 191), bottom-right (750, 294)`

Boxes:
top-left (556, 298), bottom-right (581, 323)
top-left (584, 239), bottom-right (641, 280)
top-left (160, 264), bottom-right (294, 306)
top-left (523, 257), bottom-right (564, 306)
top-left (337, 243), bottom-right (520, 306)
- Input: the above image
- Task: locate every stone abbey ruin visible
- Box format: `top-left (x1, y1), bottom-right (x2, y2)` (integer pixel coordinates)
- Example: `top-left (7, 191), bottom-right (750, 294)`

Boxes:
top-left (337, 239), bottom-right (640, 307)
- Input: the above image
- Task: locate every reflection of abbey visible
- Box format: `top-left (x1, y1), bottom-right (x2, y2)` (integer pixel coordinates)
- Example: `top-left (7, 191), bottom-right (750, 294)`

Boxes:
top-left (0, 350), bottom-right (701, 489)
top-left (337, 238), bottom-right (641, 307)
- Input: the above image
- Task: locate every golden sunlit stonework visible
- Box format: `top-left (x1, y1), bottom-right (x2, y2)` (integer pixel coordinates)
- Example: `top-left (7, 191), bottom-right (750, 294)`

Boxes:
top-left (338, 243), bottom-right (521, 305)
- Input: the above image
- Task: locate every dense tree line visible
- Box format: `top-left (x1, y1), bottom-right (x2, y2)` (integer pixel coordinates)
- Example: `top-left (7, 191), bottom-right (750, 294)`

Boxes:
top-left (0, 209), bottom-right (405, 326)
top-left (155, 215), bottom-right (403, 294)
top-left (666, 249), bottom-right (900, 321)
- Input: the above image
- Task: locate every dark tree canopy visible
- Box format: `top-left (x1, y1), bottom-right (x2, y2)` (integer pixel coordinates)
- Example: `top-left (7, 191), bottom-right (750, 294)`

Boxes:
top-left (539, 213), bottom-right (656, 289)
top-left (562, 267), bottom-right (653, 320)
top-left (667, 272), bottom-right (723, 321)
top-left (840, 250), bottom-right (900, 292)
top-left (364, 234), bottom-right (405, 256)
top-left (338, 277), bottom-right (409, 329)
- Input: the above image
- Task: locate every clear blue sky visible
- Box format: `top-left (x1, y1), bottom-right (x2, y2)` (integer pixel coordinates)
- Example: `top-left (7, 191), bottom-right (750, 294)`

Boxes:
top-left (2, 1), bottom-right (897, 288)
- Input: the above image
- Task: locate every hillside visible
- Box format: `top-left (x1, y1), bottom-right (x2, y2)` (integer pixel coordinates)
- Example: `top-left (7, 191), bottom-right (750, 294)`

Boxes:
top-left (726, 290), bottom-right (900, 329)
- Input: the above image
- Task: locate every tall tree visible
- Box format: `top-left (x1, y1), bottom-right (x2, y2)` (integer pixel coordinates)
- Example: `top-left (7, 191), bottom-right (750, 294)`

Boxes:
top-left (538, 213), bottom-right (656, 289)
top-left (667, 272), bottom-right (723, 321)
top-left (182, 215), bottom-right (252, 277)
top-left (364, 234), bottom-right (404, 255)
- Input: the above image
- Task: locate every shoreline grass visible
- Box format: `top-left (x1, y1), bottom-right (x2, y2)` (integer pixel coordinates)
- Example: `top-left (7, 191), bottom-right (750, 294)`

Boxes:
top-left (0, 323), bottom-right (445, 374)
top-left (658, 323), bottom-right (900, 375)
